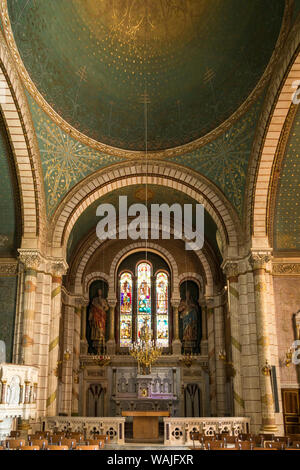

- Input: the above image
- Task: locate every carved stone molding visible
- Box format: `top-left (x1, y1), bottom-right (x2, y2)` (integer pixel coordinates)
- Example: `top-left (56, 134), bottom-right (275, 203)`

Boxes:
top-left (50, 259), bottom-right (68, 277)
top-left (272, 263), bottom-right (300, 275)
top-left (0, 263), bottom-right (17, 275)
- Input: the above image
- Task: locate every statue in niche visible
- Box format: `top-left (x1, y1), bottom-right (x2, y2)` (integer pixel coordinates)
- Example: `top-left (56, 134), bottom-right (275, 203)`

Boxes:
top-left (7, 376), bottom-right (20, 405)
top-left (179, 287), bottom-right (201, 353)
top-left (89, 289), bottom-right (109, 354)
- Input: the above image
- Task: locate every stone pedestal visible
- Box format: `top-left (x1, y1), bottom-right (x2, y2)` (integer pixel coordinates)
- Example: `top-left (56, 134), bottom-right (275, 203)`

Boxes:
top-left (172, 339), bottom-right (182, 355)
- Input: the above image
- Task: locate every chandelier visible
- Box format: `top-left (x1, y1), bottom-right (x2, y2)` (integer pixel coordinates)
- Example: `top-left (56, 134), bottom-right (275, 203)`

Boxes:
top-left (129, 327), bottom-right (162, 375)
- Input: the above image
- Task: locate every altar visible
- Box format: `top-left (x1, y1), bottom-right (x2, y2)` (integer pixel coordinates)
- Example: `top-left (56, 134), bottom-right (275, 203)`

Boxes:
top-left (122, 411), bottom-right (170, 442)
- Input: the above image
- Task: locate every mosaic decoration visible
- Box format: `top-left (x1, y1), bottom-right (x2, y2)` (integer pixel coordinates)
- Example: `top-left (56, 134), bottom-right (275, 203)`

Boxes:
top-left (0, 275), bottom-right (17, 362)
top-left (7, 0), bottom-right (284, 151)
top-left (120, 272), bottom-right (132, 347)
top-left (137, 262), bottom-right (151, 338)
top-left (27, 94), bottom-right (124, 215)
top-left (0, 113), bottom-right (17, 256)
top-left (169, 97), bottom-right (264, 216)
top-left (156, 272), bottom-right (169, 347)
top-left (274, 107), bottom-right (300, 251)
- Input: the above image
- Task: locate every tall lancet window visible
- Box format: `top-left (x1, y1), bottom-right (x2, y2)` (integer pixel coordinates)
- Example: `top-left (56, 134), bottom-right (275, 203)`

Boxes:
top-left (137, 262), bottom-right (152, 338)
top-left (156, 271), bottom-right (169, 347)
top-left (119, 271), bottom-right (133, 347)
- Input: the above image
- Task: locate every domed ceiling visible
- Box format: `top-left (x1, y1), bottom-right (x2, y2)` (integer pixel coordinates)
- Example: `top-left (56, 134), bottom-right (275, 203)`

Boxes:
top-left (7, 0), bottom-right (285, 152)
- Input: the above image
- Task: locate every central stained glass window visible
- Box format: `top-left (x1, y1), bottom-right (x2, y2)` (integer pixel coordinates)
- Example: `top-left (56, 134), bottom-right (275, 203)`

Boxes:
top-left (119, 261), bottom-right (169, 347)
top-left (137, 262), bottom-right (152, 339)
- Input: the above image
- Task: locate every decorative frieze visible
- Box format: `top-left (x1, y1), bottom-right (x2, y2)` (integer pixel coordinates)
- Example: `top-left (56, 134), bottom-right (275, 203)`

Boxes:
top-left (0, 263), bottom-right (17, 275)
top-left (273, 263), bottom-right (300, 275)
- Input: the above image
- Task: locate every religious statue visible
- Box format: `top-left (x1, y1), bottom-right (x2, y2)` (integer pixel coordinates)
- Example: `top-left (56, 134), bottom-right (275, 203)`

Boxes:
top-left (89, 289), bottom-right (109, 354)
top-left (178, 290), bottom-right (201, 353)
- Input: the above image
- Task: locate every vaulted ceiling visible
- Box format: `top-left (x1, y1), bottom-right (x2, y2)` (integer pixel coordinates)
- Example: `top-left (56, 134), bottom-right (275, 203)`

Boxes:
top-left (3, 0), bottom-right (298, 258)
top-left (8, 0), bottom-right (284, 151)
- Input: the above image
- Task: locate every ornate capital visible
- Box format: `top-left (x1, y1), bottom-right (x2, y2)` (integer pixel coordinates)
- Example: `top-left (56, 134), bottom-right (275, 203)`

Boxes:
top-left (222, 261), bottom-right (239, 279)
top-left (51, 259), bottom-right (68, 277)
top-left (107, 298), bottom-right (117, 308)
top-left (249, 252), bottom-right (272, 271)
top-left (18, 249), bottom-right (42, 270)
top-left (171, 298), bottom-right (181, 308)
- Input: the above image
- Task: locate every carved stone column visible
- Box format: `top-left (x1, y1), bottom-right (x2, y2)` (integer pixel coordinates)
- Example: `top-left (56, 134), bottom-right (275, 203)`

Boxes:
top-left (250, 252), bottom-right (277, 433)
top-left (213, 293), bottom-right (227, 416)
top-left (47, 260), bottom-right (68, 416)
top-left (206, 297), bottom-right (217, 415)
top-left (80, 301), bottom-right (89, 354)
top-left (106, 298), bottom-right (117, 355)
top-left (24, 380), bottom-right (30, 404)
top-left (0, 380), bottom-right (7, 404)
top-left (200, 302), bottom-right (208, 355)
top-left (18, 250), bottom-right (41, 365)
top-left (72, 299), bottom-right (82, 416)
top-left (223, 261), bottom-right (244, 416)
top-left (171, 298), bottom-right (181, 355)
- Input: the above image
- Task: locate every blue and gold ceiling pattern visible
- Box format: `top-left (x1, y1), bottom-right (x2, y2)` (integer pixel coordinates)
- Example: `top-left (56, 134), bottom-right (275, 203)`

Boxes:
top-left (274, 106), bottom-right (300, 252)
top-left (27, 89), bottom-right (263, 219)
top-left (0, 112), bottom-right (18, 256)
top-left (27, 94), bottom-right (124, 215)
top-left (168, 96), bottom-right (264, 217)
top-left (8, 0), bottom-right (284, 151)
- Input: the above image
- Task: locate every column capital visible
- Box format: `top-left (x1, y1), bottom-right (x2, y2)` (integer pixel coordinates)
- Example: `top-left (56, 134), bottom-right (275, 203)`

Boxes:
top-left (18, 249), bottom-right (42, 270)
top-left (171, 298), bottom-right (181, 308)
top-left (222, 260), bottom-right (239, 280)
top-left (249, 251), bottom-right (272, 271)
top-left (50, 259), bottom-right (68, 277)
top-left (107, 298), bottom-right (117, 308)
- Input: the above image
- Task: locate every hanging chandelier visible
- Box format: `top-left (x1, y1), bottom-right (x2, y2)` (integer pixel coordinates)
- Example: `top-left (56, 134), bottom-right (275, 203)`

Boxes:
top-left (129, 326), bottom-right (162, 375)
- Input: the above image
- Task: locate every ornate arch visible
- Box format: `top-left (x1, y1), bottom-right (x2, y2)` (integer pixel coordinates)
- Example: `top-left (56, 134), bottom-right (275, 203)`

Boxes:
top-left (247, 17), bottom-right (300, 246)
top-left (178, 272), bottom-right (205, 299)
top-left (73, 227), bottom-right (214, 299)
top-left (84, 271), bottom-right (110, 298)
top-left (0, 29), bottom-right (46, 245)
top-left (50, 161), bottom-right (241, 258)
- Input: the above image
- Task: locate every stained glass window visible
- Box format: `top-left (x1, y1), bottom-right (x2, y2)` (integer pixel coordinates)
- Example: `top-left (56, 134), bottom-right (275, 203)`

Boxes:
top-left (119, 262), bottom-right (170, 348)
top-left (156, 272), bottom-right (169, 347)
top-left (120, 272), bottom-right (132, 347)
top-left (137, 262), bottom-right (151, 338)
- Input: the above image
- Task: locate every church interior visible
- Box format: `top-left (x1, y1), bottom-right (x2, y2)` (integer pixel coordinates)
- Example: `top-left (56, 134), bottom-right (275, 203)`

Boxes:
top-left (0, 0), bottom-right (300, 452)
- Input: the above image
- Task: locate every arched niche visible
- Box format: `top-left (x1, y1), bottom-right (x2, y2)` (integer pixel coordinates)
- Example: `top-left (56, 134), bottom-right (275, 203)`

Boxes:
top-left (179, 280), bottom-right (202, 354)
top-left (86, 279), bottom-right (109, 354)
